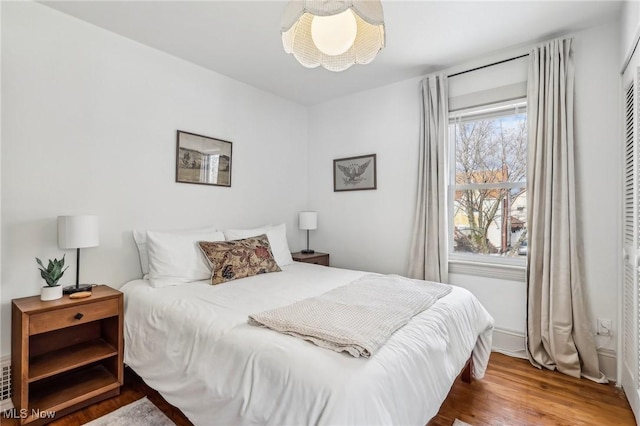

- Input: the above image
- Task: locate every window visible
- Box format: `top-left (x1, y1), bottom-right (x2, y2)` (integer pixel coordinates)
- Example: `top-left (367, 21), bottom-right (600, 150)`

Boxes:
top-left (448, 101), bottom-right (527, 265)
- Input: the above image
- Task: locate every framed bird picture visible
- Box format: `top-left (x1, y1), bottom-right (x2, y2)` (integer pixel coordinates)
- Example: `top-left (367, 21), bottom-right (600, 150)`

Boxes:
top-left (333, 154), bottom-right (377, 192)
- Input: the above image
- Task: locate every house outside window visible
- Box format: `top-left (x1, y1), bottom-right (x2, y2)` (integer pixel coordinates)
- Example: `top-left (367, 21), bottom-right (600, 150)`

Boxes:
top-left (448, 100), bottom-right (527, 266)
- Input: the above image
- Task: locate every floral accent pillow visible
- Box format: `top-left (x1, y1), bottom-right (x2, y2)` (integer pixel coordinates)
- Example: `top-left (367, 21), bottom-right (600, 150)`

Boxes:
top-left (198, 234), bottom-right (282, 285)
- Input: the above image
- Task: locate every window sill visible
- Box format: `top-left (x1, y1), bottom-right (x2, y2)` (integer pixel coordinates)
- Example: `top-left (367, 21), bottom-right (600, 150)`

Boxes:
top-left (448, 260), bottom-right (526, 282)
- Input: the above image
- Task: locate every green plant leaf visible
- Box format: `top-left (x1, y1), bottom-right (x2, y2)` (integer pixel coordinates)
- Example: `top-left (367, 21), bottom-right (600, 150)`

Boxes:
top-left (37, 255), bottom-right (68, 286)
top-left (40, 270), bottom-right (53, 286)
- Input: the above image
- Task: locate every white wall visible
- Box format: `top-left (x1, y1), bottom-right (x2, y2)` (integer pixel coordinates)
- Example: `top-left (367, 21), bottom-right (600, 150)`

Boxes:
top-left (622, 0), bottom-right (640, 66)
top-left (572, 18), bottom-right (621, 359)
top-left (307, 18), bottom-right (621, 365)
top-left (0, 1), bottom-right (3, 359)
top-left (307, 76), bottom-right (421, 274)
top-left (0, 2), bottom-right (309, 356)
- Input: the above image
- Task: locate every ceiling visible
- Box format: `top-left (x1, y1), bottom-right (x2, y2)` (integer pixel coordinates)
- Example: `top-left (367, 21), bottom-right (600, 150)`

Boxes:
top-left (41, 1), bottom-right (622, 106)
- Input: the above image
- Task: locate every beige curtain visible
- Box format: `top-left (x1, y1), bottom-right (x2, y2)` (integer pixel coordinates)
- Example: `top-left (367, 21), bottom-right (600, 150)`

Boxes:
top-left (526, 38), bottom-right (606, 383)
top-left (408, 75), bottom-right (448, 283)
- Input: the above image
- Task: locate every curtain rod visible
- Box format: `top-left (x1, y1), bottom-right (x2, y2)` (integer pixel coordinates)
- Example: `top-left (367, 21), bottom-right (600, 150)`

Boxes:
top-left (447, 53), bottom-right (530, 78)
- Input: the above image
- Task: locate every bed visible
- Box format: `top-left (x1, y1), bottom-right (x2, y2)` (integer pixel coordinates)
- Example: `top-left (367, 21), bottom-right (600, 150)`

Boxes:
top-left (121, 261), bottom-right (494, 425)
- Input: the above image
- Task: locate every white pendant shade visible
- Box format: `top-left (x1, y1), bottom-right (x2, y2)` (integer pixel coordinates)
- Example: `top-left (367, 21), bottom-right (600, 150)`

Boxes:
top-left (282, 0), bottom-right (385, 72)
top-left (299, 211), bottom-right (318, 230)
top-left (58, 215), bottom-right (99, 249)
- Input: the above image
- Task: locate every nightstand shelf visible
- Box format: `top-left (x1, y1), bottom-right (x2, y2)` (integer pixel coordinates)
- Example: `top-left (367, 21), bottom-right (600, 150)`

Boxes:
top-left (12, 285), bottom-right (123, 425)
top-left (28, 365), bottom-right (119, 421)
top-left (29, 338), bottom-right (118, 382)
top-left (291, 251), bottom-right (330, 266)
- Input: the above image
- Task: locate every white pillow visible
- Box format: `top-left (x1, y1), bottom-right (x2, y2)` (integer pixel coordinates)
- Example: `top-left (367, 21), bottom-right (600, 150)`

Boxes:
top-left (133, 226), bottom-right (218, 277)
top-left (132, 229), bottom-right (152, 277)
top-left (223, 223), bottom-right (293, 267)
top-left (147, 229), bottom-right (225, 288)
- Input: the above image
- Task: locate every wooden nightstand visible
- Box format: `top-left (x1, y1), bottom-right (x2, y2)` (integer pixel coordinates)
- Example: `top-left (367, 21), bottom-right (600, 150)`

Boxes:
top-left (291, 251), bottom-right (330, 266)
top-left (11, 285), bottom-right (123, 425)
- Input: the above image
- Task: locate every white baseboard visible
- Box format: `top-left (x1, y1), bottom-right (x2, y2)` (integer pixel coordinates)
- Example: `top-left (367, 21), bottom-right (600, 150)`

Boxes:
top-left (491, 328), bottom-right (617, 381)
top-left (597, 348), bottom-right (617, 382)
top-left (492, 327), bottom-right (527, 359)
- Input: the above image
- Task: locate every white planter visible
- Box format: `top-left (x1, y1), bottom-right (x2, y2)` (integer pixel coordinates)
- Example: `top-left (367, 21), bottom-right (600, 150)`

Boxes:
top-left (41, 285), bottom-right (63, 301)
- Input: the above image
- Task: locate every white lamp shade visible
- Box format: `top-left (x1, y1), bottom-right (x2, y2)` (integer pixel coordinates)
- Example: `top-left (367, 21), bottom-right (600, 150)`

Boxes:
top-left (281, 0), bottom-right (385, 72)
top-left (299, 211), bottom-right (318, 230)
top-left (58, 215), bottom-right (99, 249)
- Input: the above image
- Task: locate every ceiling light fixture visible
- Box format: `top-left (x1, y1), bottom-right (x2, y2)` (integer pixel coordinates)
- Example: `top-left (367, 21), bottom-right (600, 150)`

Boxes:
top-left (281, 1), bottom-right (386, 72)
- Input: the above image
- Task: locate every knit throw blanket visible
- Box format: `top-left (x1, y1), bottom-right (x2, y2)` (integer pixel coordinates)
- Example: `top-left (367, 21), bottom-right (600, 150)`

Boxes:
top-left (248, 274), bottom-right (452, 358)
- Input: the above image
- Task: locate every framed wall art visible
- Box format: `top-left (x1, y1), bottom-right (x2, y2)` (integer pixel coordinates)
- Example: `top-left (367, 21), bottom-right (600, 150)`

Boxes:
top-left (333, 154), bottom-right (377, 192)
top-left (176, 130), bottom-right (232, 187)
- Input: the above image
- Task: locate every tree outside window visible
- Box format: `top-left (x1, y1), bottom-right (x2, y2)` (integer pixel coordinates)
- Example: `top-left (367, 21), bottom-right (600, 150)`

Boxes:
top-left (449, 103), bottom-right (527, 260)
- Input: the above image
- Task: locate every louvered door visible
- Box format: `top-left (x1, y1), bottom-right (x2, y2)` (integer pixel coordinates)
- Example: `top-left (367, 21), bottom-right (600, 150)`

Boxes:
top-left (622, 51), bottom-right (640, 423)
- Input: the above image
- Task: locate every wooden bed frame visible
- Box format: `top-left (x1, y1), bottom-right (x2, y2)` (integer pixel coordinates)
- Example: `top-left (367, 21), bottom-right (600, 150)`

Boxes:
top-left (461, 354), bottom-right (474, 383)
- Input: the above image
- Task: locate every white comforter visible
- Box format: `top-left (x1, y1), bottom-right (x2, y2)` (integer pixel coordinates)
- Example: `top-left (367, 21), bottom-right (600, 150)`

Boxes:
top-left (121, 263), bottom-right (494, 426)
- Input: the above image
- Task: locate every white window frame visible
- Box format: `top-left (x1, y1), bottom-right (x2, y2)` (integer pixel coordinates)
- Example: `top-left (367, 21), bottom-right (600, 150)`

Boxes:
top-left (447, 99), bottom-right (528, 270)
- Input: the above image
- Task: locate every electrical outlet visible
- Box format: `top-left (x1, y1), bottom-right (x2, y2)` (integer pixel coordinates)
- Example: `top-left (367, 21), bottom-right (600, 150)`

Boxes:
top-left (597, 318), bottom-right (612, 336)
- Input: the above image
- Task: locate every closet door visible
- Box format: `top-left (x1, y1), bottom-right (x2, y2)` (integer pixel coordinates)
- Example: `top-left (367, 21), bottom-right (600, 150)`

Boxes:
top-left (622, 50), bottom-right (640, 421)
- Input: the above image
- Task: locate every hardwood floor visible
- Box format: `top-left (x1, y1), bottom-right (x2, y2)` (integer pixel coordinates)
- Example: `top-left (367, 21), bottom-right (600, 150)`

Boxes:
top-left (3, 352), bottom-right (633, 425)
top-left (429, 353), bottom-right (634, 426)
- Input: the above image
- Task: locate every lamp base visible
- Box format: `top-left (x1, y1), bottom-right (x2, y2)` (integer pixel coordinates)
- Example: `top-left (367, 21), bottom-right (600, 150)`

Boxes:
top-left (63, 284), bottom-right (93, 295)
top-left (301, 249), bottom-right (315, 254)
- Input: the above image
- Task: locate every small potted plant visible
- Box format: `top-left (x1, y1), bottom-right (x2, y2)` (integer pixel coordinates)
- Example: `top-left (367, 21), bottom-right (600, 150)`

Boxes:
top-left (36, 255), bottom-right (68, 301)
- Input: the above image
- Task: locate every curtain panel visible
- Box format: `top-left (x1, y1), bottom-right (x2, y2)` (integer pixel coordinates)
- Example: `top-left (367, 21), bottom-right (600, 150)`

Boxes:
top-left (525, 38), bottom-right (606, 383)
top-left (408, 75), bottom-right (449, 283)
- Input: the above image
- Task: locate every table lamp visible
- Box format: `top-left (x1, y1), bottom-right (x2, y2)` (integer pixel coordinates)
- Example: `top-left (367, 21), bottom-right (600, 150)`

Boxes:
top-left (58, 215), bottom-right (99, 294)
top-left (299, 211), bottom-right (317, 254)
